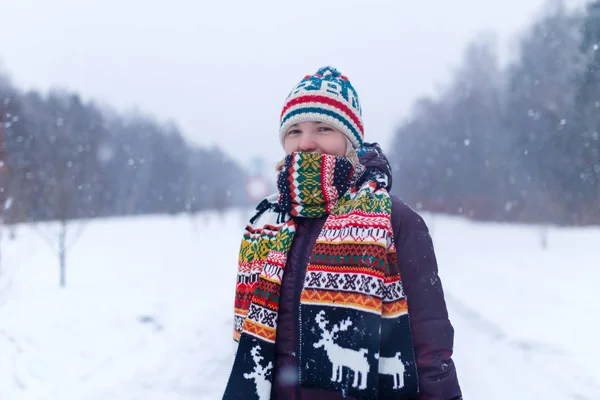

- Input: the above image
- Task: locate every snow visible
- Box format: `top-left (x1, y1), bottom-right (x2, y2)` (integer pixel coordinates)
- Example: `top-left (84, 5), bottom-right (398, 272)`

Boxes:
top-left (1, 209), bottom-right (599, 399)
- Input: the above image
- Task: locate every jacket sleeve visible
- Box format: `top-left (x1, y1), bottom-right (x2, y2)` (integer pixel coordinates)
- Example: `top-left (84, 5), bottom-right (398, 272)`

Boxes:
top-left (392, 198), bottom-right (462, 400)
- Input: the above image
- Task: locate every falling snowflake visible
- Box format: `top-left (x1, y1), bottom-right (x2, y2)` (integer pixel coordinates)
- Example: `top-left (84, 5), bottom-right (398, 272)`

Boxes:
top-left (97, 144), bottom-right (114, 163)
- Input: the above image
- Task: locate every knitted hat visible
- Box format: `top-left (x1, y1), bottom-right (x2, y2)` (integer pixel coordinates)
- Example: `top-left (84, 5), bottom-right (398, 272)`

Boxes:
top-left (279, 66), bottom-right (364, 151)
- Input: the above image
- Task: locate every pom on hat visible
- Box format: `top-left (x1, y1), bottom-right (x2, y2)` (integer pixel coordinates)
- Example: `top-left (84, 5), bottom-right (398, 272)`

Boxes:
top-left (279, 66), bottom-right (364, 151)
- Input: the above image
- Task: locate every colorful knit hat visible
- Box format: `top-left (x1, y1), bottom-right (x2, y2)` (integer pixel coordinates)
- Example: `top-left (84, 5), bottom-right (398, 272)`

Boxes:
top-left (279, 66), bottom-right (364, 151)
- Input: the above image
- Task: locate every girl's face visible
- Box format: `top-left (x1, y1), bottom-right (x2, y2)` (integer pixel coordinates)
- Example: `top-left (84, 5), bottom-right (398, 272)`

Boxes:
top-left (283, 121), bottom-right (348, 157)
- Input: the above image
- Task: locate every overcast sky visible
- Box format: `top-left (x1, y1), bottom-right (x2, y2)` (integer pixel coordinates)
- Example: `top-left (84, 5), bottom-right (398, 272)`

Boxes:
top-left (1, 0), bottom-right (584, 169)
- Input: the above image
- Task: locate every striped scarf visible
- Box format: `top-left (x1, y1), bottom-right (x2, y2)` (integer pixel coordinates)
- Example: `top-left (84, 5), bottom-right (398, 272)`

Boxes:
top-left (223, 151), bottom-right (418, 399)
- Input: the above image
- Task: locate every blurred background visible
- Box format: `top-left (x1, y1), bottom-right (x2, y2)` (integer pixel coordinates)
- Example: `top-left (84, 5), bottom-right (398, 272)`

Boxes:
top-left (0, 0), bottom-right (598, 399)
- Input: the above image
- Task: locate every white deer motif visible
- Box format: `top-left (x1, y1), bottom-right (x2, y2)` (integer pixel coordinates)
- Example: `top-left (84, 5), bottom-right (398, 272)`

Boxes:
top-left (313, 310), bottom-right (370, 390)
top-left (378, 351), bottom-right (405, 389)
top-left (243, 345), bottom-right (273, 400)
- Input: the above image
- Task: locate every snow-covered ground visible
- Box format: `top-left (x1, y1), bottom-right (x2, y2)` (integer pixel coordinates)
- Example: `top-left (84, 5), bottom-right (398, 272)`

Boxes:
top-left (0, 208), bottom-right (599, 399)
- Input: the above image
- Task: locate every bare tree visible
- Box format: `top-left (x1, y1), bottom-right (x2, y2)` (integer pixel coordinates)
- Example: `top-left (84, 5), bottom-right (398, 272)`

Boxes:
top-left (31, 92), bottom-right (99, 287)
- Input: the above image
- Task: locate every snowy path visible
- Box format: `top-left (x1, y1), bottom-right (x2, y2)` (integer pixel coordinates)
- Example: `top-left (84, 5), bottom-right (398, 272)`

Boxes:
top-left (448, 292), bottom-right (600, 400)
top-left (433, 214), bottom-right (600, 400)
top-left (0, 210), bottom-right (598, 399)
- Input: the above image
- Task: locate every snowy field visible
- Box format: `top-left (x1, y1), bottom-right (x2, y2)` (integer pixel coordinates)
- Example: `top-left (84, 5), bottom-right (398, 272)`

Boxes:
top-left (1, 208), bottom-right (599, 399)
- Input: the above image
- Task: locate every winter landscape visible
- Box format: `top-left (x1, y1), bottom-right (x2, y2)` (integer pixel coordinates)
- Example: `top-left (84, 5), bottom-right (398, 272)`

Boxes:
top-left (2, 0), bottom-right (600, 399)
top-left (0, 210), bottom-right (599, 399)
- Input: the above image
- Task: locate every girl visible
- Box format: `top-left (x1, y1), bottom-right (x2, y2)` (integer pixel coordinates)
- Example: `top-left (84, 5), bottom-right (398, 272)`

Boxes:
top-left (223, 66), bottom-right (462, 400)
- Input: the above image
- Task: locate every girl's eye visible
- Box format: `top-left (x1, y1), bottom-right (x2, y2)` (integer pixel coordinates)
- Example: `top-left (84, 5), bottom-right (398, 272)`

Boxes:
top-left (287, 129), bottom-right (301, 135)
top-left (318, 127), bottom-right (333, 132)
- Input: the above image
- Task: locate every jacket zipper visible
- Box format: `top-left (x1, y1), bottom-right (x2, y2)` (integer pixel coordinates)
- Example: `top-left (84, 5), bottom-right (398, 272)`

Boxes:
top-left (294, 222), bottom-right (313, 400)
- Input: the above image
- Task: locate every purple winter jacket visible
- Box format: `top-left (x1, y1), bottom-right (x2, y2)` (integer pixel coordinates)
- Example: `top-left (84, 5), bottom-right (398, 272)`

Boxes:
top-left (270, 150), bottom-right (462, 400)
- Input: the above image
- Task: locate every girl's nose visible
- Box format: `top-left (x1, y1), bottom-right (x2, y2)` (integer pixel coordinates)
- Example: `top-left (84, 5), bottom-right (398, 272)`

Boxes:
top-left (298, 133), bottom-right (317, 153)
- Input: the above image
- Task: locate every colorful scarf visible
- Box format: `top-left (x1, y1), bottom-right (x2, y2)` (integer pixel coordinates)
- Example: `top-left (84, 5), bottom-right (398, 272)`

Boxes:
top-left (223, 150), bottom-right (418, 399)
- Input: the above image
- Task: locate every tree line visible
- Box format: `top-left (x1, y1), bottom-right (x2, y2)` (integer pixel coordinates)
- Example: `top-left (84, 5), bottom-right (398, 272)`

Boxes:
top-left (390, 0), bottom-right (600, 225)
top-left (0, 73), bottom-right (249, 225)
